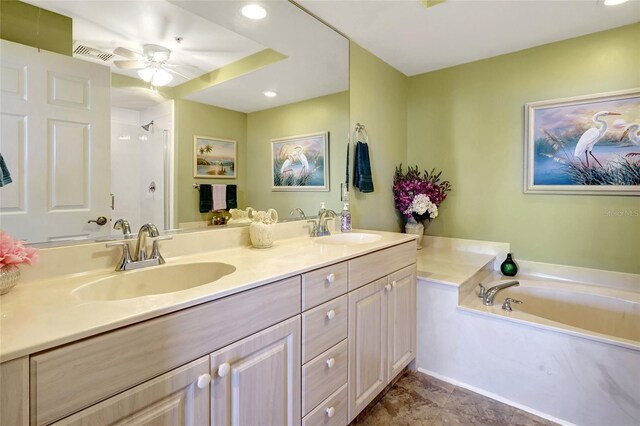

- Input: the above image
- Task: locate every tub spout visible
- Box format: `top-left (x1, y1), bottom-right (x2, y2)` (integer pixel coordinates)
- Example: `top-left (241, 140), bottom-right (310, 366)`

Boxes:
top-left (483, 280), bottom-right (519, 306)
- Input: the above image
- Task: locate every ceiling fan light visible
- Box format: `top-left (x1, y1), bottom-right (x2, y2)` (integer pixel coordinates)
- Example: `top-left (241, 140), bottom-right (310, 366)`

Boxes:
top-left (242, 4), bottom-right (267, 20)
top-left (152, 68), bottom-right (173, 87)
top-left (138, 67), bottom-right (155, 83)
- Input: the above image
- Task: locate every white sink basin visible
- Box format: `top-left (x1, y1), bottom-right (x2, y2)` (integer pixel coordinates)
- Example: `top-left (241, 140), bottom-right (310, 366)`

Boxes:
top-left (315, 233), bottom-right (382, 245)
top-left (73, 262), bottom-right (236, 301)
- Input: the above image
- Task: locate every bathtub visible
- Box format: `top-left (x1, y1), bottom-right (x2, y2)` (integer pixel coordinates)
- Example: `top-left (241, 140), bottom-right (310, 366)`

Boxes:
top-left (417, 273), bottom-right (640, 425)
top-left (474, 278), bottom-right (640, 348)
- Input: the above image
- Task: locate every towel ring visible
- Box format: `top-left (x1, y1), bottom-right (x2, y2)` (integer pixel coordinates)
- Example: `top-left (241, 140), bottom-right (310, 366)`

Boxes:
top-left (353, 123), bottom-right (369, 144)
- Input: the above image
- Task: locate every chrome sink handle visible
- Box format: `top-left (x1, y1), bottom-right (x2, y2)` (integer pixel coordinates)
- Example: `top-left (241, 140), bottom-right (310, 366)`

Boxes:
top-left (477, 283), bottom-right (486, 299)
top-left (307, 219), bottom-right (319, 237)
top-left (502, 297), bottom-right (523, 312)
top-left (149, 235), bottom-right (173, 264)
top-left (105, 241), bottom-right (133, 271)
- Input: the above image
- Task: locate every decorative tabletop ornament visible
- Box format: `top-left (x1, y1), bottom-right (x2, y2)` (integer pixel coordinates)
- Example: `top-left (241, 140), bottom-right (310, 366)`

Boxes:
top-left (249, 208), bottom-right (279, 249)
top-left (393, 165), bottom-right (451, 250)
top-left (0, 231), bottom-right (38, 295)
top-left (500, 253), bottom-right (518, 277)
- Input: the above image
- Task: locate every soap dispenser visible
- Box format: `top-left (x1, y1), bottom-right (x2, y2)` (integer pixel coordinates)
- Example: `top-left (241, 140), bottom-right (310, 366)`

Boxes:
top-left (341, 203), bottom-right (352, 232)
top-left (318, 202), bottom-right (327, 217)
top-left (500, 253), bottom-right (518, 277)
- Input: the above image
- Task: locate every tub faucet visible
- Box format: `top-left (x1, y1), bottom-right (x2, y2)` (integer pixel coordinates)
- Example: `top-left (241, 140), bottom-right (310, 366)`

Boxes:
top-left (481, 280), bottom-right (520, 306)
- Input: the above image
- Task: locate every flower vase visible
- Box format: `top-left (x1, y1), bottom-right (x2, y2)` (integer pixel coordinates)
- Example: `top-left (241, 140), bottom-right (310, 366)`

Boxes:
top-left (404, 218), bottom-right (424, 250)
top-left (0, 264), bottom-right (21, 295)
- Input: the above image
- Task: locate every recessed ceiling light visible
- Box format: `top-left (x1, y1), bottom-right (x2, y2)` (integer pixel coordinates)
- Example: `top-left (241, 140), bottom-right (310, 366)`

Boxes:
top-left (263, 91), bottom-right (277, 98)
top-left (603, 0), bottom-right (629, 5)
top-left (242, 4), bottom-right (267, 20)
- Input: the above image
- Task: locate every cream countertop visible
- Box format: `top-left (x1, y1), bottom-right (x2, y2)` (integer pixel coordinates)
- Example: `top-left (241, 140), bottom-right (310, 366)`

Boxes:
top-left (0, 228), bottom-right (415, 362)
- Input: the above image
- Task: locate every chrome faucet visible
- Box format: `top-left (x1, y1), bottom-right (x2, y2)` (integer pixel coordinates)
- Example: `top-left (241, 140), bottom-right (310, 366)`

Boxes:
top-left (478, 280), bottom-right (520, 306)
top-left (317, 209), bottom-right (337, 237)
top-left (113, 219), bottom-right (132, 237)
top-left (135, 223), bottom-right (160, 261)
top-left (290, 208), bottom-right (307, 220)
top-left (106, 223), bottom-right (172, 271)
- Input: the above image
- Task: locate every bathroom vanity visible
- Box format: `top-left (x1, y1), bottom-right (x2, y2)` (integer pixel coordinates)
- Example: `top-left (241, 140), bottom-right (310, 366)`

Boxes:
top-left (0, 227), bottom-right (416, 426)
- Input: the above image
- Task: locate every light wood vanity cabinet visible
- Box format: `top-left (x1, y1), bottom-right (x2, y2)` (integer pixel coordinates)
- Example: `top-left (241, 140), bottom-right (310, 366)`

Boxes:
top-left (211, 317), bottom-right (301, 426)
top-left (348, 263), bottom-right (417, 423)
top-left (5, 240), bottom-right (416, 426)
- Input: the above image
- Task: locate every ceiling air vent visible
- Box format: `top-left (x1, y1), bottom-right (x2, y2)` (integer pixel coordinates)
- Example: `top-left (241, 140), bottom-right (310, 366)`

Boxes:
top-left (72, 42), bottom-right (114, 62)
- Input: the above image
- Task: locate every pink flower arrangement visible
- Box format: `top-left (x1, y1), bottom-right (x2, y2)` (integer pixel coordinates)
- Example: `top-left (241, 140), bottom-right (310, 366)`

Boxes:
top-left (0, 231), bottom-right (38, 268)
top-left (393, 164), bottom-right (451, 222)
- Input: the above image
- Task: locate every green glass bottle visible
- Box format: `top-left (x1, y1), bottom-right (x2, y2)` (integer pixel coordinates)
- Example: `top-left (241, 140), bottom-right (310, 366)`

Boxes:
top-left (500, 253), bottom-right (518, 277)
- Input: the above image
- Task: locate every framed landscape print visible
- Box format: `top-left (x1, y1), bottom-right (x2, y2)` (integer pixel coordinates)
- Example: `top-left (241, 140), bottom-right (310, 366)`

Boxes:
top-left (194, 136), bottom-right (237, 179)
top-left (524, 88), bottom-right (640, 195)
top-left (271, 132), bottom-right (329, 191)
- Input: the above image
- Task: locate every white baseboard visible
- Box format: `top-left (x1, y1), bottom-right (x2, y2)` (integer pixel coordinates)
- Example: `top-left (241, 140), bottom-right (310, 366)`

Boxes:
top-left (416, 368), bottom-right (574, 426)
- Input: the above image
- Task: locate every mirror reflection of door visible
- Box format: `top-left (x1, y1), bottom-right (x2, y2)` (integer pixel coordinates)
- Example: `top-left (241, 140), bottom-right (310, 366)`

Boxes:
top-left (1, 40), bottom-right (111, 242)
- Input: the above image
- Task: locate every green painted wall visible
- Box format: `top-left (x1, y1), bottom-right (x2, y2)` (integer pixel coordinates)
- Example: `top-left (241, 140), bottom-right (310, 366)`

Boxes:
top-left (407, 24), bottom-right (640, 274)
top-left (245, 91), bottom-right (349, 215)
top-left (175, 99), bottom-right (247, 224)
top-left (0, 0), bottom-right (72, 56)
top-left (349, 42), bottom-right (408, 231)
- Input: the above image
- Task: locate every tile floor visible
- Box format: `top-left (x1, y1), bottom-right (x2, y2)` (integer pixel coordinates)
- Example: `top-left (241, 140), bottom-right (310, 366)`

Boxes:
top-left (352, 372), bottom-right (557, 426)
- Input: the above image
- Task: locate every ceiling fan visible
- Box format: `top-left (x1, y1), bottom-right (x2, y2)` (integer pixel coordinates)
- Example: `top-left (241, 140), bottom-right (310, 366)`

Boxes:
top-left (113, 44), bottom-right (189, 86)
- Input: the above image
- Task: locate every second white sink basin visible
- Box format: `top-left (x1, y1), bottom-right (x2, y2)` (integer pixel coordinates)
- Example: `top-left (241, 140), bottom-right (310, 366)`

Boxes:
top-left (316, 233), bottom-right (382, 245)
top-left (73, 262), bottom-right (236, 301)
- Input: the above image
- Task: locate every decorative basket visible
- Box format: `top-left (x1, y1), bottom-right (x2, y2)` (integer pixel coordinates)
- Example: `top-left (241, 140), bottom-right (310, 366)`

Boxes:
top-left (0, 264), bottom-right (21, 295)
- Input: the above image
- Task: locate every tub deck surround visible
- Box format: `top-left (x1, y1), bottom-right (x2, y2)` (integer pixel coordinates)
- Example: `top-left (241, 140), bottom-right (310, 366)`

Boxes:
top-left (0, 223), bottom-right (415, 363)
top-left (414, 236), bottom-right (640, 425)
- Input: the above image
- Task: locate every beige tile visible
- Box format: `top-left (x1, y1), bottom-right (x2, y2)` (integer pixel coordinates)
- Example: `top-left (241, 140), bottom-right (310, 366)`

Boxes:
top-left (352, 372), bottom-right (553, 426)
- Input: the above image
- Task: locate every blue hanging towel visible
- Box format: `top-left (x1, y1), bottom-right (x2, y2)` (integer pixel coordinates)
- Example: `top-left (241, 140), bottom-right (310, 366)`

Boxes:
top-left (0, 154), bottom-right (12, 187)
top-left (353, 141), bottom-right (374, 193)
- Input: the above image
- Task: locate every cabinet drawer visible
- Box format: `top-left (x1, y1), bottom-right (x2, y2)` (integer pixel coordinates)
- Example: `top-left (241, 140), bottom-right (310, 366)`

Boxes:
top-left (31, 276), bottom-right (301, 426)
top-left (302, 262), bottom-right (348, 311)
top-left (348, 242), bottom-right (416, 291)
top-left (302, 383), bottom-right (348, 426)
top-left (302, 295), bottom-right (347, 363)
top-left (302, 339), bottom-right (348, 416)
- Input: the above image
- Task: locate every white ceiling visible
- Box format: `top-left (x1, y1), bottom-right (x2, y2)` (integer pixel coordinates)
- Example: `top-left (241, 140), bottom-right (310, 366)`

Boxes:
top-left (25, 0), bottom-right (349, 113)
top-left (299, 0), bottom-right (640, 76)
top-left (28, 0), bottom-right (266, 86)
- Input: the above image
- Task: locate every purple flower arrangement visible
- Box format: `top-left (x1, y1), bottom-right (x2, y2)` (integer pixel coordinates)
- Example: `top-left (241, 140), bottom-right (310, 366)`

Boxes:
top-left (393, 164), bottom-right (451, 222)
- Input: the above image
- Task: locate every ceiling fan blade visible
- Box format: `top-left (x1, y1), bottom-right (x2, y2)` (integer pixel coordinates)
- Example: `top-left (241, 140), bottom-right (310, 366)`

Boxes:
top-left (114, 47), bottom-right (142, 59)
top-left (114, 60), bottom-right (147, 70)
top-left (164, 66), bottom-right (190, 80)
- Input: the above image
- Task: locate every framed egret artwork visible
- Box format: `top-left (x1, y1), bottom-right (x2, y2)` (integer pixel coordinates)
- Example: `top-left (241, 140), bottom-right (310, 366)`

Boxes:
top-left (271, 132), bottom-right (329, 191)
top-left (524, 88), bottom-right (640, 195)
top-left (194, 136), bottom-right (237, 179)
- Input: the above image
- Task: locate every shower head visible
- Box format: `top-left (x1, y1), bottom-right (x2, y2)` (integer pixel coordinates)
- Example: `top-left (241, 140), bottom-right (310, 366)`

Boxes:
top-left (141, 120), bottom-right (154, 132)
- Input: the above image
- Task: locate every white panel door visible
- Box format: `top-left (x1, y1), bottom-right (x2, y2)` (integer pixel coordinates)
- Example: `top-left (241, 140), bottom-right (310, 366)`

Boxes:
top-left (0, 40), bottom-right (111, 242)
top-left (210, 316), bottom-right (301, 426)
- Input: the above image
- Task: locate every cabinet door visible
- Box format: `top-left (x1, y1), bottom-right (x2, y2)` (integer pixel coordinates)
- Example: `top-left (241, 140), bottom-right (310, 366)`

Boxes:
top-left (211, 316), bottom-right (301, 426)
top-left (388, 264), bottom-right (417, 380)
top-left (348, 277), bottom-right (389, 422)
top-left (53, 357), bottom-right (210, 426)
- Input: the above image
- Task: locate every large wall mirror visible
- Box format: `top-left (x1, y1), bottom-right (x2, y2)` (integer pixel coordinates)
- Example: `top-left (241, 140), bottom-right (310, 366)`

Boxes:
top-left (0, 0), bottom-right (349, 245)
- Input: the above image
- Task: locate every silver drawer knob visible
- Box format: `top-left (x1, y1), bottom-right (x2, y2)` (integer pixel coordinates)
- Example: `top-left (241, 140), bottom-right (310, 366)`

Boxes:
top-left (326, 273), bottom-right (336, 283)
top-left (326, 357), bottom-right (335, 369)
top-left (326, 309), bottom-right (336, 320)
